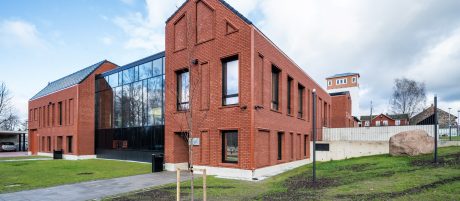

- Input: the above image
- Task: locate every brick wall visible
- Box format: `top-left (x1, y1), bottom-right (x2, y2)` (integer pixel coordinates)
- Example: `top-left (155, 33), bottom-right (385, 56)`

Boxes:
top-left (28, 62), bottom-right (117, 156)
top-left (165, 0), bottom-right (331, 170)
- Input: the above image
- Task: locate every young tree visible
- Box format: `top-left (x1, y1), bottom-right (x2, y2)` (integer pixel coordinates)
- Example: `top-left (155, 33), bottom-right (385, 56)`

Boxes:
top-left (0, 82), bottom-right (14, 128)
top-left (390, 78), bottom-right (426, 118)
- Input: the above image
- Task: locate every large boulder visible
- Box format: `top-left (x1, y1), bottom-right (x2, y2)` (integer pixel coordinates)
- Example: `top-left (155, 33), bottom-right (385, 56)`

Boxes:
top-left (389, 130), bottom-right (434, 156)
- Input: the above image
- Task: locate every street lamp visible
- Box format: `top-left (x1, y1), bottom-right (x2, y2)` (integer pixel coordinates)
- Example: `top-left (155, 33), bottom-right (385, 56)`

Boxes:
top-left (457, 110), bottom-right (460, 138)
top-left (448, 108), bottom-right (452, 141)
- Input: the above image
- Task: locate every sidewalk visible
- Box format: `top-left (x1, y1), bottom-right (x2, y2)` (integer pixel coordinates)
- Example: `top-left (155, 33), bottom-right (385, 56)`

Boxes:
top-left (0, 171), bottom-right (189, 201)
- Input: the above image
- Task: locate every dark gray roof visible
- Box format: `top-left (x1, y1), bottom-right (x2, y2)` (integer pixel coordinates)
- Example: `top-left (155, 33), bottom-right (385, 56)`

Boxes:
top-left (329, 91), bottom-right (350, 96)
top-left (30, 60), bottom-right (110, 100)
top-left (360, 114), bottom-right (409, 121)
top-left (166, 0), bottom-right (253, 25)
top-left (326, 73), bottom-right (360, 79)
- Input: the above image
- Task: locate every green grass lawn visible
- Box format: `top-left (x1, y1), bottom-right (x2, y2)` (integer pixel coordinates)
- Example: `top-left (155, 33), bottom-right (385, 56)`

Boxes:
top-left (0, 159), bottom-right (151, 193)
top-left (440, 135), bottom-right (460, 141)
top-left (107, 146), bottom-right (460, 201)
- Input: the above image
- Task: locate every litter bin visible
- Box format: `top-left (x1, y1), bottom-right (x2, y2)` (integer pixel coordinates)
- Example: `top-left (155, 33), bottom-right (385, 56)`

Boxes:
top-left (53, 150), bottom-right (63, 159)
top-left (152, 154), bottom-right (164, 172)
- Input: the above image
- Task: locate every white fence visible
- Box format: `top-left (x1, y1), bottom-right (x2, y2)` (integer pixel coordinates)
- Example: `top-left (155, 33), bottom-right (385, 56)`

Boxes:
top-left (323, 125), bottom-right (436, 141)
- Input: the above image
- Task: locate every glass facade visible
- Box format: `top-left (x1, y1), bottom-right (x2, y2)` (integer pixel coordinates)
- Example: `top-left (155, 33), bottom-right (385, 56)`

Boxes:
top-left (95, 52), bottom-right (165, 162)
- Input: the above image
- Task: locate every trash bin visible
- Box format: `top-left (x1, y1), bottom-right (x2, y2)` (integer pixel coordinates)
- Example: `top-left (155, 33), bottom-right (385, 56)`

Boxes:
top-left (53, 150), bottom-right (63, 159)
top-left (152, 154), bottom-right (164, 172)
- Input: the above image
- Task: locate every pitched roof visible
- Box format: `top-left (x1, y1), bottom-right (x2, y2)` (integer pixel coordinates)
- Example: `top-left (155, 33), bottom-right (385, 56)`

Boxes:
top-left (166, 0), bottom-right (253, 25)
top-left (326, 73), bottom-right (360, 79)
top-left (360, 113), bottom-right (409, 121)
top-left (30, 60), bottom-right (112, 100)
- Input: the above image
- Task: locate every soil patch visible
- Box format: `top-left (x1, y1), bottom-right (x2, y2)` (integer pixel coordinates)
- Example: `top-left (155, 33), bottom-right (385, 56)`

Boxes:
top-left (336, 163), bottom-right (375, 172)
top-left (77, 172), bottom-right (94, 175)
top-left (163, 185), bottom-right (235, 190)
top-left (286, 176), bottom-right (340, 190)
top-left (411, 153), bottom-right (460, 167)
top-left (336, 176), bottom-right (460, 200)
top-left (111, 189), bottom-right (176, 201)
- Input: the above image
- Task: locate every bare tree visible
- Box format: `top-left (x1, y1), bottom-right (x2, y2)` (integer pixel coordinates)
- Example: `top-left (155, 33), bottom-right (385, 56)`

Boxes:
top-left (390, 78), bottom-right (426, 118)
top-left (0, 113), bottom-right (20, 131)
top-left (0, 81), bottom-right (12, 125)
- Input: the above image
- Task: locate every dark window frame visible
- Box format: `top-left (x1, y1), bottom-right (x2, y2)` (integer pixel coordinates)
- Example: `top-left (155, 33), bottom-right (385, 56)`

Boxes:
top-left (222, 55), bottom-right (239, 106)
top-left (271, 66), bottom-right (281, 110)
top-left (287, 76), bottom-right (293, 115)
top-left (67, 136), bottom-right (73, 153)
top-left (58, 101), bottom-right (63, 126)
top-left (277, 132), bottom-right (283, 160)
top-left (222, 130), bottom-right (238, 163)
top-left (176, 69), bottom-right (190, 111)
top-left (298, 84), bottom-right (305, 118)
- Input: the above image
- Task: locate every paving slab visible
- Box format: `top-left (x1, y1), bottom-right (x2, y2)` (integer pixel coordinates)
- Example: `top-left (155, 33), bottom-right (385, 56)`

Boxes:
top-left (0, 171), bottom-right (190, 201)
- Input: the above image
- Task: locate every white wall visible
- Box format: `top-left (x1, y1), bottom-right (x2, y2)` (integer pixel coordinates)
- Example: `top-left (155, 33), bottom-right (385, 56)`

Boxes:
top-left (323, 125), bottom-right (435, 141)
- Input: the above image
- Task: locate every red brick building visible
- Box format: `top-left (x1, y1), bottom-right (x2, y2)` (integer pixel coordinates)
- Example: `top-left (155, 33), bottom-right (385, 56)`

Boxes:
top-left (28, 61), bottom-right (117, 159)
top-left (164, 0), bottom-right (331, 179)
top-left (330, 92), bottom-right (357, 128)
top-left (360, 113), bottom-right (410, 127)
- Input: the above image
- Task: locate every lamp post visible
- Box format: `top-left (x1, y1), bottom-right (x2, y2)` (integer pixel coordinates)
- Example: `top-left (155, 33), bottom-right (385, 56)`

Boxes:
top-left (312, 89), bottom-right (317, 183)
top-left (448, 108), bottom-right (452, 141)
top-left (434, 96), bottom-right (438, 163)
top-left (457, 110), bottom-right (460, 138)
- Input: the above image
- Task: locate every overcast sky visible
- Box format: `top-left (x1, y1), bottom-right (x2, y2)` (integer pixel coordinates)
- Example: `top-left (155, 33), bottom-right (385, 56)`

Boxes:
top-left (1, 0), bottom-right (460, 120)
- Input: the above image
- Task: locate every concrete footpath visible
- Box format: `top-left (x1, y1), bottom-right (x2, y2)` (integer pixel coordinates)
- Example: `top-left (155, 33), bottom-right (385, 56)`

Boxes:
top-left (0, 171), bottom-right (190, 201)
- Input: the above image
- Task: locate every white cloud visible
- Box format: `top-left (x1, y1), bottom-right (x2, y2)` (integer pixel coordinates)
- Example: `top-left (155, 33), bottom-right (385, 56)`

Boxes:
top-left (0, 19), bottom-right (46, 48)
top-left (250, 0), bottom-right (460, 115)
top-left (114, 0), bottom-right (185, 51)
top-left (101, 36), bottom-right (114, 45)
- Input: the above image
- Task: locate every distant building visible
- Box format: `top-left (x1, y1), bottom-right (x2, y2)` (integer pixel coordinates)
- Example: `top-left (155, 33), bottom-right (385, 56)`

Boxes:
top-left (326, 73), bottom-right (360, 117)
top-left (360, 113), bottom-right (410, 127)
top-left (330, 92), bottom-right (357, 128)
top-left (411, 105), bottom-right (457, 128)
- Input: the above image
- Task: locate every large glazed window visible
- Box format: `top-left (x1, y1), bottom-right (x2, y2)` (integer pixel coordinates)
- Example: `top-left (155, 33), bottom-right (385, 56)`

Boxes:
top-left (222, 130), bottom-right (238, 163)
top-left (298, 84), bottom-right (305, 118)
top-left (272, 66), bottom-right (281, 110)
top-left (222, 56), bottom-right (239, 105)
top-left (177, 69), bottom-right (190, 111)
top-left (287, 77), bottom-right (293, 115)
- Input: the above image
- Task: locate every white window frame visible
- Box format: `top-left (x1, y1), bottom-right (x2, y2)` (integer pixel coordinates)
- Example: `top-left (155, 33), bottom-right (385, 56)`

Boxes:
top-left (383, 120), bottom-right (388, 126)
top-left (352, 77), bottom-right (357, 83)
top-left (365, 121), bottom-right (370, 127)
top-left (395, 120), bottom-right (401, 126)
top-left (343, 78), bottom-right (347, 84)
top-left (328, 80), bottom-right (332, 86)
top-left (376, 121), bottom-right (381, 126)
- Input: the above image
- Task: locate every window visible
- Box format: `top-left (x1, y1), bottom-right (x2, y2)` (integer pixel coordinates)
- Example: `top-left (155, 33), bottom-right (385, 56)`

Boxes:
top-left (328, 80), bottom-right (332, 86)
top-left (58, 102), bottom-right (63, 126)
top-left (396, 120), bottom-right (401, 126)
top-left (222, 56), bottom-right (239, 105)
top-left (271, 66), bottom-right (280, 110)
top-left (298, 84), bottom-right (305, 118)
top-left (222, 131), bottom-right (238, 163)
top-left (383, 120), bottom-right (388, 126)
top-left (336, 78), bottom-right (347, 85)
top-left (352, 77), bottom-right (357, 83)
top-left (303, 135), bottom-right (307, 157)
top-left (277, 132), bottom-right (283, 160)
top-left (139, 62), bottom-right (153, 80)
top-left (177, 69), bottom-right (190, 110)
top-left (365, 121), bottom-right (370, 127)
top-left (47, 136), bottom-right (51, 152)
top-left (67, 136), bottom-right (73, 153)
top-left (287, 77), bottom-right (293, 115)
top-left (376, 121), bottom-right (381, 126)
